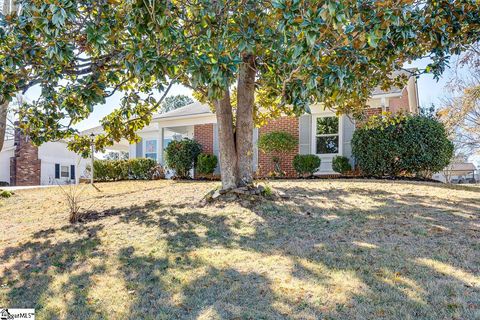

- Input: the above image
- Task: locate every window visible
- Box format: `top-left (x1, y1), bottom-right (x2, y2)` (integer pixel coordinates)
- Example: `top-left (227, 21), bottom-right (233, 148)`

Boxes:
top-left (315, 117), bottom-right (339, 154)
top-left (60, 165), bottom-right (69, 178)
top-left (145, 139), bottom-right (158, 161)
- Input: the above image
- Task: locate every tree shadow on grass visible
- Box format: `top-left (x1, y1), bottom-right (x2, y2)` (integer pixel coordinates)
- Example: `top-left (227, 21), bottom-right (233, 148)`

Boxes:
top-left (0, 224), bottom-right (107, 318)
top-left (117, 246), bottom-right (299, 319)
top-left (89, 181), bottom-right (478, 318)
top-left (237, 185), bottom-right (480, 319)
top-left (3, 180), bottom-right (478, 319)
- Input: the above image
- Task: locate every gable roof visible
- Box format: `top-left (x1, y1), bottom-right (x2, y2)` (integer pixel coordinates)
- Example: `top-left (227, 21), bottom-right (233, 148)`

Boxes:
top-left (449, 163), bottom-right (477, 172)
top-left (154, 102), bottom-right (213, 119)
top-left (371, 69), bottom-right (416, 96)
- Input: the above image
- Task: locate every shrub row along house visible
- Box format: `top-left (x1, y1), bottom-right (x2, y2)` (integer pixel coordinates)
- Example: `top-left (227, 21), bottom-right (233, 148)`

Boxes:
top-left (124, 71), bottom-right (419, 177)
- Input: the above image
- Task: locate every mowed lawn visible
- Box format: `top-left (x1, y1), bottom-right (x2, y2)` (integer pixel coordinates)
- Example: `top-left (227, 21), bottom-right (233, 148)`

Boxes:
top-left (0, 180), bottom-right (479, 320)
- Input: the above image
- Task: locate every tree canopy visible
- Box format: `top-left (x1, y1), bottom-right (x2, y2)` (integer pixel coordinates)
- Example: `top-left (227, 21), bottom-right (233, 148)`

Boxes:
top-left (160, 94), bottom-right (194, 113)
top-left (0, 0), bottom-right (479, 187)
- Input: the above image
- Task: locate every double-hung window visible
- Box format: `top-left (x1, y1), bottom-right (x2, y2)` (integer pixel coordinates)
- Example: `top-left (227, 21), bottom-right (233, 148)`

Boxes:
top-left (315, 117), bottom-right (339, 155)
top-left (145, 139), bottom-right (158, 161)
top-left (60, 165), bottom-right (70, 178)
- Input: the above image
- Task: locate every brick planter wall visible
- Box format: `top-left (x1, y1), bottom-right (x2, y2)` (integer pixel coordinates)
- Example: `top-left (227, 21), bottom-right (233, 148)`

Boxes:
top-left (10, 128), bottom-right (41, 186)
top-left (194, 124), bottom-right (214, 155)
top-left (258, 117), bottom-right (299, 178)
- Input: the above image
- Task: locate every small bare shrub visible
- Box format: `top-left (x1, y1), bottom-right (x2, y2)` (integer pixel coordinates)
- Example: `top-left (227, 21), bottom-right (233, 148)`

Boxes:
top-left (58, 183), bottom-right (92, 223)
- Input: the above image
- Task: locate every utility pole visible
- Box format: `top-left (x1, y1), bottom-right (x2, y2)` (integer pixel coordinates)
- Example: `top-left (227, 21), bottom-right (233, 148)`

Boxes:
top-left (90, 133), bottom-right (95, 184)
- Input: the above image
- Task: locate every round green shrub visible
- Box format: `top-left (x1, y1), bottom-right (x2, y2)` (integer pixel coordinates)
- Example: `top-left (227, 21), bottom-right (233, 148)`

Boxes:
top-left (165, 138), bottom-right (202, 179)
top-left (293, 154), bottom-right (321, 177)
top-left (258, 131), bottom-right (298, 175)
top-left (332, 156), bottom-right (352, 174)
top-left (352, 113), bottom-right (454, 177)
top-left (196, 153), bottom-right (218, 175)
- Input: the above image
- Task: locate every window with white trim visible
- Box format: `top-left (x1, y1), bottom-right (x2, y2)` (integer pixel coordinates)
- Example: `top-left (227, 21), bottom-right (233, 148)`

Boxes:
top-left (145, 139), bottom-right (158, 161)
top-left (315, 116), bottom-right (339, 155)
top-left (60, 165), bottom-right (70, 178)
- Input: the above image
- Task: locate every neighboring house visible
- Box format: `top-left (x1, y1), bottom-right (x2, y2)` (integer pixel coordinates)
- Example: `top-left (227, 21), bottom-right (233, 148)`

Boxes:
top-left (126, 72), bottom-right (419, 177)
top-left (0, 128), bottom-right (89, 186)
top-left (433, 162), bottom-right (478, 183)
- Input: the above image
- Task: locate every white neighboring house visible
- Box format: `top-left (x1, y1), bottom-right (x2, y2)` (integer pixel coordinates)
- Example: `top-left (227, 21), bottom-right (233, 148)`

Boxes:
top-left (433, 162), bottom-right (478, 183)
top-left (0, 130), bottom-right (90, 186)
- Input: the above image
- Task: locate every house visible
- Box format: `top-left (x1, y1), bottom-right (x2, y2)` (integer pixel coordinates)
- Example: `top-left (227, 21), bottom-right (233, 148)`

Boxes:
top-left (0, 127), bottom-right (90, 186)
top-left (0, 72), bottom-right (418, 185)
top-left (433, 162), bottom-right (478, 183)
top-left (127, 73), bottom-right (419, 177)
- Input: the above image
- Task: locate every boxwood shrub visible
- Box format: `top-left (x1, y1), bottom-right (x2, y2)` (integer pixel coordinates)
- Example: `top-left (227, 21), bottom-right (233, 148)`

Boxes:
top-left (332, 156), bottom-right (352, 174)
top-left (293, 154), bottom-right (321, 177)
top-left (352, 113), bottom-right (453, 177)
top-left (196, 153), bottom-right (218, 175)
top-left (93, 158), bottom-right (158, 181)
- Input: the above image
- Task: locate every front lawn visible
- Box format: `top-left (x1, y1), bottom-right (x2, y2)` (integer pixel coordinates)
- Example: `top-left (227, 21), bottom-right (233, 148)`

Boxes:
top-left (1, 180), bottom-right (479, 319)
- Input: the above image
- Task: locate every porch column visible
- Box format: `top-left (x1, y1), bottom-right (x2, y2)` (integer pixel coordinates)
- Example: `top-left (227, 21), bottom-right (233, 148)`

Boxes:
top-left (158, 127), bottom-right (165, 166)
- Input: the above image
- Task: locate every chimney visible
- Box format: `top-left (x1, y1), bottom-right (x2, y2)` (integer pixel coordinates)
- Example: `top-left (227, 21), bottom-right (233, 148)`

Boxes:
top-left (10, 123), bottom-right (41, 186)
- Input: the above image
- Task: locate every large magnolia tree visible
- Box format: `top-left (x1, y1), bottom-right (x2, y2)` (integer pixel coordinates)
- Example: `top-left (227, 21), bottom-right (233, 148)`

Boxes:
top-left (0, 0), bottom-right (479, 189)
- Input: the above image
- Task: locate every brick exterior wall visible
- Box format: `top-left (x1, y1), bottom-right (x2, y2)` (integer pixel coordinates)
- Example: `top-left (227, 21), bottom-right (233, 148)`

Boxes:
top-left (364, 107), bottom-right (387, 118)
top-left (194, 124), bottom-right (214, 154)
top-left (10, 127), bottom-right (41, 186)
top-left (389, 88), bottom-right (410, 113)
top-left (258, 117), bottom-right (299, 178)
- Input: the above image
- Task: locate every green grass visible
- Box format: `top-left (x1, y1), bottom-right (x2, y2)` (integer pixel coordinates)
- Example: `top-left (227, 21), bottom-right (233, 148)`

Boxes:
top-left (0, 179), bottom-right (479, 319)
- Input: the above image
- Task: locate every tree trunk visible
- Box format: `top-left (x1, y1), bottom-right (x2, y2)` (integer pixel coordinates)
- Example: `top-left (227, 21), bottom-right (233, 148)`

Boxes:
top-left (215, 88), bottom-right (239, 190)
top-left (0, 99), bottom-right (8, 152)
top-left (235, 54), bottom-right (256, 186)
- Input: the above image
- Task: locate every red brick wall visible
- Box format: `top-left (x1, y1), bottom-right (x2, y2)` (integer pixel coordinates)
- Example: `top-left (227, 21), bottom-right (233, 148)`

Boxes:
top-left (194, 124), bottom-right (214, 154)
top-left (389, 88), bottom-right (410, 113)
top-left (258, 117), bottom-right (299, 178)
top-left (10, 128), bottom-right (41, 186)
top-left (363, 107), bottom-right (385, 118)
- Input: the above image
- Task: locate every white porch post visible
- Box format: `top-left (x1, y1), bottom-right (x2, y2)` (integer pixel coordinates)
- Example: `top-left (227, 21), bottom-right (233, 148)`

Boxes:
top-left (158, 127), bottom-right (164, 165)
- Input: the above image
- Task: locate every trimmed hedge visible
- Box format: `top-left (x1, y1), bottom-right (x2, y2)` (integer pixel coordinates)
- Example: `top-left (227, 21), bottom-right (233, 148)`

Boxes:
top-left (93, 158), bottom-right (159, 182)
top-left (196, 153), bottom-right (218, 175)
top-left (258, 131), bottom-right (298, 175)
top-left (352, 113), bottom-right (453, 177)
top-left (293, 154), bottom-right (321, 177)
top-left (165, 138), bottom-right (202, 179)
top-left (332, 156), bottom-right (352, 174)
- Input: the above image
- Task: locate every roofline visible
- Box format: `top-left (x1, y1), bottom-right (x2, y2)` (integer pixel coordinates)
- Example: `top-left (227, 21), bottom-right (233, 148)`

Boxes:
top-left (153, 110), bottom-right (213, 121)
top-left (370, 92), bottom-right (402, 99)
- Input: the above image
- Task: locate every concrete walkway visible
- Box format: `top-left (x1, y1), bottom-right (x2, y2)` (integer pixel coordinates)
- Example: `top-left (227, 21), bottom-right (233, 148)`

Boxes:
top-left (0, 184), bottom-right (61, 191)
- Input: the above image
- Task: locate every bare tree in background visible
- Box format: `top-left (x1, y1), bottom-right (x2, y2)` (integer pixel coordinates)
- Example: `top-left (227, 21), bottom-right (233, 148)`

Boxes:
top-left (438, 43), bottom-right (480, 157)
top-left (0, 0), bottom-right (18, 151)
top-left (104, 151), bottom-right (129, 160)
top-left (160, 95), bottom-right (194, 113)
